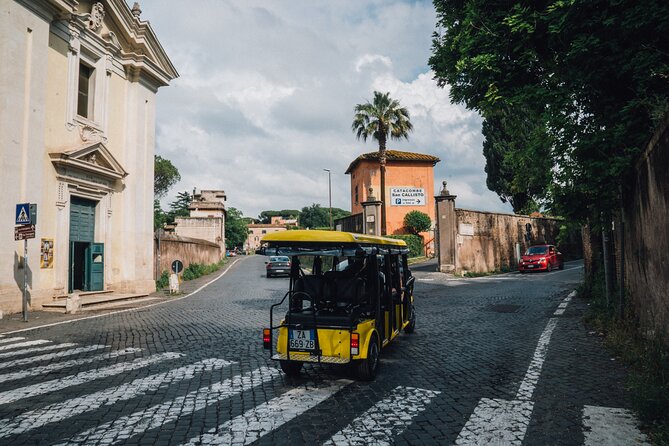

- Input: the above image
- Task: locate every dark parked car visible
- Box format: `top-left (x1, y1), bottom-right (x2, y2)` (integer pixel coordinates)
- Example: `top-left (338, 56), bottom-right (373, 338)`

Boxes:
top-left (265, 256), bottom-right (291, 278)
top-left (518, 244), bottom-right (564, 273)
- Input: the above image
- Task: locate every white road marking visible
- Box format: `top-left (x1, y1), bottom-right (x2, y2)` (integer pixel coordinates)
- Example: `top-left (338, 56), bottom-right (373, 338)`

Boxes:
top-left (0, 339), bottom-right (51, 352)
top-left (0, 345), bottom-right (108, 370)
top-left (185, 379), bottom-right (353, 445)
top-left (0, 352), bottom-right (183, 405)
top-left (456, 317), bottom-right (559, 445)
top-left (56, 366), bottom-right (282, 445)
top-left (1, 258), bottom-right (242, 336)
top-left (324, 386), bottom-right (441, 446)
top-left (0, 337), bottom-right (25, 345)
top-left (0, 358), bottom-right (236, 438)
top-left (0, 343), bottom-right (78, 359)
top-left (553, 290), bottom-right (576, 316)
top-left (582, 405), bottom-right (650, 445)
top-left (0, 347), bottom-right (142, 384)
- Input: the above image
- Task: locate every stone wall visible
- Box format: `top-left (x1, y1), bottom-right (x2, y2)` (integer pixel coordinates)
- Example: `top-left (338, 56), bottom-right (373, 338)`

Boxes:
top-left (174, 217), bottom-right (225, 252)
top-left (621, 113), bottom-right (669, 340)
top-left (155, 234), bottom-right (221, 277)
top-left (454, 210), bottom-right (579, 273)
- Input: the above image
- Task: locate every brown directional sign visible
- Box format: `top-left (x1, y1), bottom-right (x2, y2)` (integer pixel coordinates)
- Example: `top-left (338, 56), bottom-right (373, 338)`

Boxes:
top-left (14, 224), bottom-right (35, 240)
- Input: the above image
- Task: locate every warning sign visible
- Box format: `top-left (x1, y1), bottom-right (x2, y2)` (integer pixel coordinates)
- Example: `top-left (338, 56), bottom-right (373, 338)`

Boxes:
top-left (16, 203), bottom-right (30, 225)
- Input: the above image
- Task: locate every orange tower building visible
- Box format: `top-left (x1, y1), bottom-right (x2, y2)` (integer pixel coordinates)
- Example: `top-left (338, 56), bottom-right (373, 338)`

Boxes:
top-left (345, 150), bottom-right (440, 235)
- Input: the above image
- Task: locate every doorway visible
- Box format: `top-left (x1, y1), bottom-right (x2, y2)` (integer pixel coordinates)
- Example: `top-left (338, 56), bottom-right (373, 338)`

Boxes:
top-left (68, 197), bottom-right (103, 293)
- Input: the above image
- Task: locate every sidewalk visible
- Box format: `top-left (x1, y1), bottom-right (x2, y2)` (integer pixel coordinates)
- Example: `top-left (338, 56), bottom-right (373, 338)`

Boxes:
top-left (0, 257), bottom-right (243, 335)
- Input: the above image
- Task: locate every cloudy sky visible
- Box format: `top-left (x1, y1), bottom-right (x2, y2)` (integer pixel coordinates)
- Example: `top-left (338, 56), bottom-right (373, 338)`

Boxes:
top-left (135, 0), bottom-right (513, 219)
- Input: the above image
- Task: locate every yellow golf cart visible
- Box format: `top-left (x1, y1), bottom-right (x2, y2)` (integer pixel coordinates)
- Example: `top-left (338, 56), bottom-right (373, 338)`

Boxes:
top-left (261, 230), bottom-right (416, 380)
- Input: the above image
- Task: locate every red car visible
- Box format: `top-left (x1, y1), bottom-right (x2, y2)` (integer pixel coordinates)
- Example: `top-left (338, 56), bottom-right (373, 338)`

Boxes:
top-left (518, 244), bottom-right (564, 273)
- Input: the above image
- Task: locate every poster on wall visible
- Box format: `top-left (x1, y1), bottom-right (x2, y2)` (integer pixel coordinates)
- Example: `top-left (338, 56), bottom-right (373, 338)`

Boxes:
top-left (390, 187), bottom-right (426, 206)
top-left (40, 238), bottom-right (54, 269)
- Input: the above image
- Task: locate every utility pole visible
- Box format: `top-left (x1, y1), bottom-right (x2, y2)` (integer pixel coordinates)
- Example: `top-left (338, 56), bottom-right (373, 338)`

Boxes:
top-left (323, 169), bottom-right (332, 229)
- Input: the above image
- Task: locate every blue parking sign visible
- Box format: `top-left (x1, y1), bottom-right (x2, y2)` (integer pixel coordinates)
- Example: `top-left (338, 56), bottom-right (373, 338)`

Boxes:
top-left (15, 203), bottom-right (31, 225)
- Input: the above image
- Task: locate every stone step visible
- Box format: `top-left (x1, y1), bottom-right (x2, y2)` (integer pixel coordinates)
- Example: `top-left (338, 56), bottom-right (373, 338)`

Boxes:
top-left (52, 290), bottom-right (114, 300)
top-left (42, 292), bottom-right (149, 312)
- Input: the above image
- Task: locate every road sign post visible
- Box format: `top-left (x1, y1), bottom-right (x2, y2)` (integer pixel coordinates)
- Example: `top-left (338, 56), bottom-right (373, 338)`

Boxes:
top-left (15, 203), bottom-right (36, 322)
top-left (23, 239), bottom-right (28, 322)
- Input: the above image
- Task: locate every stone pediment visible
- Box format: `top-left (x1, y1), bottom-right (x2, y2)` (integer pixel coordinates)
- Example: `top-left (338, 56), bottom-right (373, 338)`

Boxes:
top-left (49, 141), bottom-right (128, 181)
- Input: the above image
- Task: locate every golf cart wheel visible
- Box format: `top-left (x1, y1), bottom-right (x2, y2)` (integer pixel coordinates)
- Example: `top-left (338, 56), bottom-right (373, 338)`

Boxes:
top-left (280, 360), bottom-right (303, 376)
top-left (355, 335), bottom-right (379, 381)
top-left (404, 304), bottom-right (416, 334)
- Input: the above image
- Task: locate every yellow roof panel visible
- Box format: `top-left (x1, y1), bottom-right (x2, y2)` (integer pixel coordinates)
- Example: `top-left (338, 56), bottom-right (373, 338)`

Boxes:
top-left (261, 230), bottom-right (406, 247)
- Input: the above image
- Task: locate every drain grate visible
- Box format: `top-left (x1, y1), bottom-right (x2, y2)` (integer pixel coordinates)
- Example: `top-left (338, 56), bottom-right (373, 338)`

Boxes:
top-left (486, 304), bottom-right (522, 313)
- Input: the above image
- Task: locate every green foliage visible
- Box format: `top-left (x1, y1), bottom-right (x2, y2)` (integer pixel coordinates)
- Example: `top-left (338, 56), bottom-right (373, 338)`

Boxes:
top-left (258, 210), bottom-right (300, 224)
top-left (154, 155), bottom-right (181, 199)
top-left (387, 234), bottom-right (423, 258)
top-left (155, 270), bottom-right (169, 289)
top-left (181, 259), bottom-right (226, 281)
top-left (298, 204), bottom-right (350, 229)
top-left (351, 91), bottom-right (414, 151)
top-left (154, 199), bottom-right (169, 230)
top-left (429, 0), bottom-right (669, 222)
top-left (169, 191), bottom-right (192, 219)
top-left (225, 207), bottom-right (248, 249)
top-left (403, 211), bottom-right (432, 235)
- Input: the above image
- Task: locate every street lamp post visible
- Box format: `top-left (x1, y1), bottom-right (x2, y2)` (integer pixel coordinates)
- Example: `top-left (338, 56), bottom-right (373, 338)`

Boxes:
top-left (323, 168), bottom-right (332, 229)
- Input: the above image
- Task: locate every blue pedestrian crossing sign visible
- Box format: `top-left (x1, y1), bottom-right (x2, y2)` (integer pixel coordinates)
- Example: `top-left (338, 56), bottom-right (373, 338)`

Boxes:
top-left (15, 203), bottom-right (31, 225)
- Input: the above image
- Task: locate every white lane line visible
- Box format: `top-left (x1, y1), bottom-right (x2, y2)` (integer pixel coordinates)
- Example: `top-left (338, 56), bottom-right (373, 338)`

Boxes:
top-left (583, 405), bottom-right (650, 446)
top-left (516, 318), bottom-right (558, 401)
top-left (0, 345), bottom-right (108, 370)
top-left (0, 347), bottom-right (142, 384)
top-left (1, 258), bottom-right (242, 336)
top-left (0, 343), bottom-right (78, 359)
top-left (56, 366), bottom-right (282, 445)
top-left (185, 379), bottom-right (353, 445)
top-left (456, 317), bottom-right (559, 445)
top-left (0, 358), bottom-right (236, 439)
top-left (0, 352), bottom-right (183, 405)
top-left (323, 386), bottom-right (441, 446)
top-left (0, 337), bottom-right (25, 345)
top-left (553, 290), bottom-right (576, 316)
top-left (0, 339), bottom-right (51, 352)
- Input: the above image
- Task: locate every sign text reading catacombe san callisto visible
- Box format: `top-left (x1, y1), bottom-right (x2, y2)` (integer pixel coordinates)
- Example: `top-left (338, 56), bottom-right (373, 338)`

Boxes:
top-left (390, 187), bottom-right (426, 206)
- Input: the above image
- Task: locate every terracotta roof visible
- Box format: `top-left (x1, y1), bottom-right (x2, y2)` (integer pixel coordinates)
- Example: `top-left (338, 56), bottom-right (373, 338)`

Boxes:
top-left (345, 150), bottom-right (440, 174)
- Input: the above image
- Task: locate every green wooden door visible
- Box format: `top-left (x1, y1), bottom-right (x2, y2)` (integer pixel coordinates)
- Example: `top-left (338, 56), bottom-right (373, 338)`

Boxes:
top-left (69, 197), bottom-right (97, 293)
top-left (86, 243), bottom-right (104, 291)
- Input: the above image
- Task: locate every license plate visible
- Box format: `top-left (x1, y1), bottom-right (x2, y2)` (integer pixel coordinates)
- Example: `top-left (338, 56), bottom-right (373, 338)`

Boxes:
top-left (275, 269), bottom-right (284, 273)
top-left (527, 265), bottom-right (535, 268)
top-left (289, 329), bottom-right (315, 351)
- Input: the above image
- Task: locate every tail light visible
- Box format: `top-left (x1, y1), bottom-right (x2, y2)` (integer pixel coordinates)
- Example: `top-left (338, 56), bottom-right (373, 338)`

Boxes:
top-left (263, 328), bottom-right (271, 349)
top-left (350, 333), bottom-right (359, 356)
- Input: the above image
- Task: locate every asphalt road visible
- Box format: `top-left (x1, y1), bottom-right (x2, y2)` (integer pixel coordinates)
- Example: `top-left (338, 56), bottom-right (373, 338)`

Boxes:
top-left (0, 256), bottom-right (647, 445)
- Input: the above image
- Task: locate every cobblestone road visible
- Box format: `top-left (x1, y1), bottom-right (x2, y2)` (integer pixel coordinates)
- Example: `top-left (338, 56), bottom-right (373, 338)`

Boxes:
top-left (0, 256), bottom-right (649, 445)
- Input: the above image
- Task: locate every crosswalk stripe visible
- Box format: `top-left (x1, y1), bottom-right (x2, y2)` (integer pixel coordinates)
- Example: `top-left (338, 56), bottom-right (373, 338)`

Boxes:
top-left (0, 345), bottom-right (109, 370)
top-left (323, 386), bottom-right (441, 446)
top-left (0, 352), bottom-right (183, 406)
top-left (0, 347), bottom-right (142, 384)
top-left (0, 358), bottom-right (236, 439)
top-left (182, 379), bottom-right (353, 445)
top-left (55, 366), bottom-right (282, 445)
top-left (0, 337), bottom-right (26, 345)
top-left (0, 340), bottom-right (51, 352)
top-left (0, 343), bottom-right (78, 359)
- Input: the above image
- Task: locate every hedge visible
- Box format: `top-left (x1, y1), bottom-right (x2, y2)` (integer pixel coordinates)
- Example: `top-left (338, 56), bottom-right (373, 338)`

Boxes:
top-left (387, 234), bottom-right (423, 258)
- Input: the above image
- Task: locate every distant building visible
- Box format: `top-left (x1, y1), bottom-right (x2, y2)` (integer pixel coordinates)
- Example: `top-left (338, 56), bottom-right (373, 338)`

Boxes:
top-left (345, 150), bottom-right (440, 235)
top-left (270, 216), bottom-right (298, 226)
top-left (0, 0), bottom-right (177, 313)
top-left (174, 190), bottom-right (227, 255)
top-left (246, 224), bottom-right (287, 252)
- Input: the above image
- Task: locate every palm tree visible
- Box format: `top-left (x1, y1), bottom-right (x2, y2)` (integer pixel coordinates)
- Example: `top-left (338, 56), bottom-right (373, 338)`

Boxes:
top-left (352, 91), bottom-right (413, 235)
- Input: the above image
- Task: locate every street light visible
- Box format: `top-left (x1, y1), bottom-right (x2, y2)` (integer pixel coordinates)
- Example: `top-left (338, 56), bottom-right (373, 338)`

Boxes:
top-left (323, 168), bottom-right (332, 229)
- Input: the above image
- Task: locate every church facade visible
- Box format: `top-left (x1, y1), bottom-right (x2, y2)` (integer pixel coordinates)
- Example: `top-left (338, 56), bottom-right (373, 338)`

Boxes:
top-left (0, 0), bottom-right (177, 314)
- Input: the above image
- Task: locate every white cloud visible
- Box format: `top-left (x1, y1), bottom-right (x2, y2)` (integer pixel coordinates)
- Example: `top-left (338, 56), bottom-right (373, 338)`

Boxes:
top-left (138, 0), bottom-right (513, 218)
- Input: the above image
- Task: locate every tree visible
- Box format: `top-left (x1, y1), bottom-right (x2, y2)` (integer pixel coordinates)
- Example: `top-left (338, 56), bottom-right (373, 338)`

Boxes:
top-left (403, 211), bottom-right (432, 235)
top-left (352, 91), bottom-right (413, 235)
top-left (429, 0), bottom-right (669, 222)
top-left (258, 210), bottom-right (300, 224)
top-left (298, 204), bottom-right (329, 229)
top-left (225, 207), bottom-right (248, 249)
top-left (154, 155), bottom-right (181, 198)
top-left (169, 191), bottom-right (192, 219)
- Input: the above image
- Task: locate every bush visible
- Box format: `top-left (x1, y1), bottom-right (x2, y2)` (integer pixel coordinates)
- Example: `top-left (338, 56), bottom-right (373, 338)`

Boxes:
top-left (403, 211), bottom-right (432, 235)
top-left (387, 234), bottom-right (423, 258)
top-left (155, 270), bottom-right (169, 289)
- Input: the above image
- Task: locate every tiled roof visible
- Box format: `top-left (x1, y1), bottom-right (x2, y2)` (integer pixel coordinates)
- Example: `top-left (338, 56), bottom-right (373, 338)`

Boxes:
top-left (345, 150), bottom-right (440, 174)
top-left (188, 201), bottom-right (226, 210)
